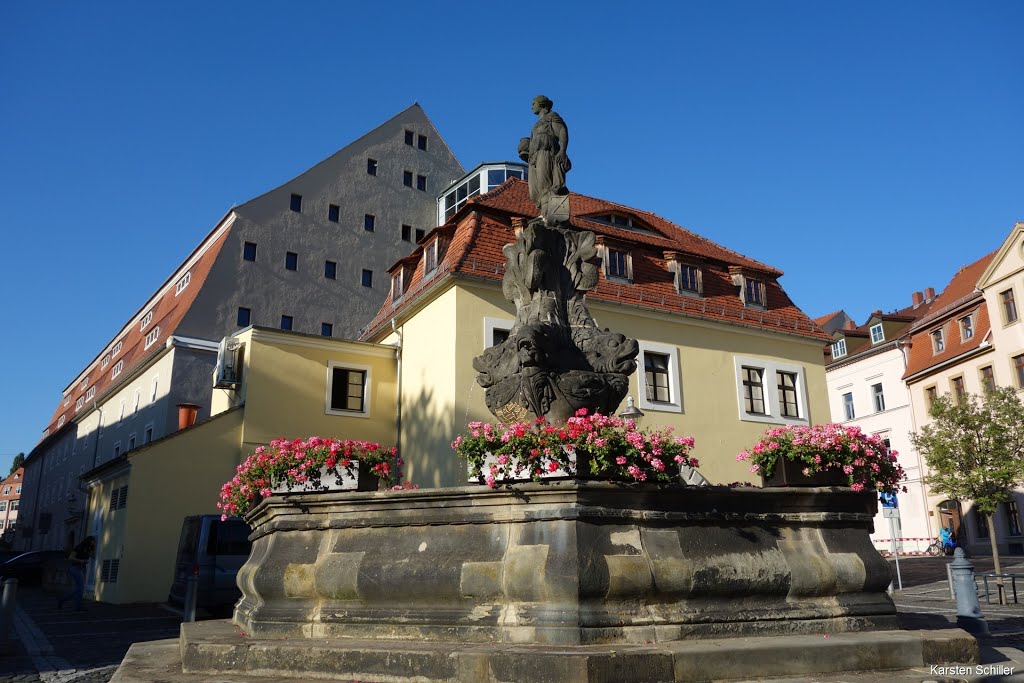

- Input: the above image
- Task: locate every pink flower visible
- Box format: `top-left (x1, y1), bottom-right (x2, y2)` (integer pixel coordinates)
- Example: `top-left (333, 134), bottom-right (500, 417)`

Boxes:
top-left (615, 456), bottom-right (627, 465)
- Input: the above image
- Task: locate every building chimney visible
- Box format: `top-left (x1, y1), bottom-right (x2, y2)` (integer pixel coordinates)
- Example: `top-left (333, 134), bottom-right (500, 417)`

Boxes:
top-left (843, 320), bottom-right (856, 331)
top-left (912, 291), bottom-right (924, 307)
top-left (177, 403), bottom-right (201, 431)
top-left (924, 287), bottom-right (936, 301)
top-left (872, 309), bottom-right (882, 317)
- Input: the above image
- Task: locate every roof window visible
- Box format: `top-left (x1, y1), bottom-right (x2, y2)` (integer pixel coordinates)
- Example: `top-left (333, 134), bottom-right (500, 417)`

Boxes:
top-left (175, 271), bottom-right (191, 296)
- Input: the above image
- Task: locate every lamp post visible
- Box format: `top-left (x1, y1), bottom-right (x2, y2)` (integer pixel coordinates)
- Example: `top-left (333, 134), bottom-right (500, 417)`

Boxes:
top-left (618, 395), bottom-right (644, 422)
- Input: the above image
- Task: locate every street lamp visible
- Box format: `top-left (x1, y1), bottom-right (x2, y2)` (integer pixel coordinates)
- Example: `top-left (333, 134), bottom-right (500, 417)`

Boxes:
top-left (618, 395), bottom-right (644, 422)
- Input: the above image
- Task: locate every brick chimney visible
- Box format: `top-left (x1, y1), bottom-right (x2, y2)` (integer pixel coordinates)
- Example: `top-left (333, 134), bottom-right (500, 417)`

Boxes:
top-left (924, 287), bottom-right (936, 301)
top-left (912, 291), bottom-right (924, 307)
top-left (843, 320), bottom-right (856, 331)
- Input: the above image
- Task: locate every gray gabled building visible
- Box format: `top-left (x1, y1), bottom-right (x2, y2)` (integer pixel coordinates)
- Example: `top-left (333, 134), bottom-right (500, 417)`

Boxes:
top-left (21, 105), bottom-right (463, 556)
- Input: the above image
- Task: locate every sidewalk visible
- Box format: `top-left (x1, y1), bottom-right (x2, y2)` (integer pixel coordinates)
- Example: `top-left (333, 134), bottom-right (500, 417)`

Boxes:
top-left (0, 586), bottom-right (179, 683)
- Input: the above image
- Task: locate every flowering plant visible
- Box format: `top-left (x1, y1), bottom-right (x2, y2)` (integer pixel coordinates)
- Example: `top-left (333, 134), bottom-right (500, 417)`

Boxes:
top-left (736, 424), bottom-right (906, 494)
top-left (452, 409), bottom-right (698, 488)
top-left (218, 436), bottom-right (404, 518)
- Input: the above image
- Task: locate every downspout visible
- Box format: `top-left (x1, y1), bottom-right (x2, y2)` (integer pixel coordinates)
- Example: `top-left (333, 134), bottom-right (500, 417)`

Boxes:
top-left (391, 318), bottom-right (403, 483)
top-left (91, 402), bottom-right (104, 470)
top-left (898, 337), bottom-right (934, 539)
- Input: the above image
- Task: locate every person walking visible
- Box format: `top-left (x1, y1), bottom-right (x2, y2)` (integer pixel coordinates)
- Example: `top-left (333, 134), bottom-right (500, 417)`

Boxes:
top-left (58, 535), bottom-right (95, 611)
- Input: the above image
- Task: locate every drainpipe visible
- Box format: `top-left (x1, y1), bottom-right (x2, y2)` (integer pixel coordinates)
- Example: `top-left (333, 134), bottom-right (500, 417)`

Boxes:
top-left (391, 318), bottom-right (403, 483)
top-left (91, 402), bottom-right (104, 470)
top-left (897, 337), bottom-right (934, 539)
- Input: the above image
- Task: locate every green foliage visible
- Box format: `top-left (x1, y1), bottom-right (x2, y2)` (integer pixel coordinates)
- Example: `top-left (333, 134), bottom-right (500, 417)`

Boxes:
top-left (9, 453), bottom-right (24, 475)
top-left (911, 387), bottom-right (1024, 516)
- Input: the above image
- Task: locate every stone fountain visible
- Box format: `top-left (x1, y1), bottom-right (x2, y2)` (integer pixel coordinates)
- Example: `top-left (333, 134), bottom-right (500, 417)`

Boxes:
top-left (112, 97), bottom-right (978, 683)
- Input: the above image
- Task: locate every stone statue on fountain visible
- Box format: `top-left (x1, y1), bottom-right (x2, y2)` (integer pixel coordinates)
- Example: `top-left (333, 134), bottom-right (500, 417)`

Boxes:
top-left (473, 95), bottom-right (639, 423)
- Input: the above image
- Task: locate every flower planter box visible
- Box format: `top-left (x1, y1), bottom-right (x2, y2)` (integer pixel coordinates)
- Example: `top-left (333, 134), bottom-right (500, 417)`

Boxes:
top-left (272, 460), bottom-right (380, 494)
top-left (468, 448), bottom-right (583, 484)
top-left (761, 459), bottom-right (849, 488)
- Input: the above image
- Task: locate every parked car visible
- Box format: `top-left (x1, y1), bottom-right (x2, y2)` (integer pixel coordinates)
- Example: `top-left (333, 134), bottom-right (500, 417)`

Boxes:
top-left (0, 550), bottom-right (66, 585)
top-left (167, 515), bottom-right (252, 613)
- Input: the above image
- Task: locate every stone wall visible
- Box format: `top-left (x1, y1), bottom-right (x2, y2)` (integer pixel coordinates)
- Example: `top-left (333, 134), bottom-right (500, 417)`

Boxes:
top-left (235, 482), bottom-right (895, 645)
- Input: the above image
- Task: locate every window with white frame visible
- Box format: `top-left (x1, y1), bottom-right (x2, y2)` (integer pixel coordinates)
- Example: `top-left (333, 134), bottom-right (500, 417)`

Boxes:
top-left (326, 362), bottom-right (371, 417)
top-left (63, 395), bottom-right (70, 407)
top-left (111, 360), bottom-right (124, 380)
top-left (144, 423), bottom-right (154, 444)
top-left (144, 326), bottom-right (160, 350)
top-left (86, 387), bottom-right (96, 401)
top-left (843, 392), bottom-right (855, 420)
top-left (733, 356), bottom-right (809, 425)
top-left (637, 341), bottom-right (682, 412)
top-left (127, 434), bottom-right (136, 451)
top-left (831, 338), bottom-right (847, 359)
top-left (139, 310), bottom-right (153, 331)
top-left (81, 377), bottom-right (89, 391)
top-left (100, 354), bottom-right (110, 370)
top-left (175, 271), bottom-right (191, 295)
top-left (113, 441), bottom-right (122, 458)
top-left (75, 397), bottom-right (84, 412)
top-left (740, 367), bottom-right (766, 415)
top-left (111, 341), bottom-right (123, 358)
top-left (870, 323), bottom-right (884, 344)
top-left (777, 371), bottom-right (799, 418)
top-left (57, 415), bottom-right (65, 428)
top-left (483, 318), bottom-right (514, 349)
top-left (872, 383), bottom-right (885, 412)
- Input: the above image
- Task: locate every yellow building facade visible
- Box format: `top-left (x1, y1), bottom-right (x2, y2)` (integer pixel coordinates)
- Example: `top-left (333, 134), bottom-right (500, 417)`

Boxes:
top-left (82, 327), bottom-right (398, 603)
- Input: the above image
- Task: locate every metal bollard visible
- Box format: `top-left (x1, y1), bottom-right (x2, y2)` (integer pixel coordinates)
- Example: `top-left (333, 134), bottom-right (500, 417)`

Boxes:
top-left (0, 578), bottom-right (17, 653)
top-left (951, 548), bottom-right (989, 636)
top-left (183, 574), bottom-right (198, 623)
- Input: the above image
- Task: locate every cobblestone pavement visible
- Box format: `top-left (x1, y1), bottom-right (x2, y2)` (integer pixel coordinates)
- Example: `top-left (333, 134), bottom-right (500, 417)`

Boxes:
top-left (4, 557), bottom-right (1024, 682)
top-left (0, 585), bottom-right (180, 683)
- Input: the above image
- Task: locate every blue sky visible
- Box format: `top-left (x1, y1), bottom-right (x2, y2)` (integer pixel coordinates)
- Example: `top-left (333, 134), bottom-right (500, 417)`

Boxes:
top-left (1, 2), bottom-right (1021, 466)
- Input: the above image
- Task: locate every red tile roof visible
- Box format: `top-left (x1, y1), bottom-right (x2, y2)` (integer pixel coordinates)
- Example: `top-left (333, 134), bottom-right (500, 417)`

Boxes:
top-left (902, 251), bottom-right (996, 380)
top-left (39, 220), bottom-right (234, 442)
top-left (814, 310), bottom-right (844, 328)
top-left (361, 180), bottom-right (826, 342)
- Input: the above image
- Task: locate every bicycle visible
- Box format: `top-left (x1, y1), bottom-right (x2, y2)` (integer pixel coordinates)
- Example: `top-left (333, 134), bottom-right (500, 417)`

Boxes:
top-left (925, 537), bottom-right (956, 556)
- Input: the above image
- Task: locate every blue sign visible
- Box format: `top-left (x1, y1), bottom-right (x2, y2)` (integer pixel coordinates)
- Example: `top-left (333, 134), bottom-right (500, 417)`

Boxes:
top-left (880, 493), bottom-right (898, 508)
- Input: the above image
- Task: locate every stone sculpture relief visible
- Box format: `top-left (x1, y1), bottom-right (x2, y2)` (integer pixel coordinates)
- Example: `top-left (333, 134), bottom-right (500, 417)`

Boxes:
top-left (473, 97), bottom-right (638, 423)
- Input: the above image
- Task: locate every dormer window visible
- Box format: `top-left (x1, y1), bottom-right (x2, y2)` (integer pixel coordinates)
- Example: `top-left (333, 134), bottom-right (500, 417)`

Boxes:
top-left (931, 328), bottom-right (945, 354)
top-left (960, 314), bottom-right (974, 340)
top-left (101, 354), bottom-right (110, 370)
top-left (111, 341), bottom-right (123, 358)
top-left (600, 243), bottom-right (632, 282)
top-left (391, 270), bottom-right (405, 301)
top-left (63, 395), bottom-right (70, 407)
top-left (57, 416), bottom-right (65, 428)
top-left (424, 239), bottom-right (439, 275)
top-left (678, 264), bottom-right (700, 294)
top-left (81, 377), bottom-right (89, 391)
top-left (175, 271), bottom-right (191, 296)
top-left (870, 323), bottom-right (884, 344)
top-left (744, 278), bottom-right (764, 306)
top-left (144, 327), bottom-right (161, 350)
top-left (140, 310), bottom-right (153, 331)
top-left (111, 360), bottom-right (124, 380)
top-left (75, 397), bottom-right (84, 412)
top-left (86, 387), bottom-right (96, 401)
top-left (832, 338), bottom-right (847, 359)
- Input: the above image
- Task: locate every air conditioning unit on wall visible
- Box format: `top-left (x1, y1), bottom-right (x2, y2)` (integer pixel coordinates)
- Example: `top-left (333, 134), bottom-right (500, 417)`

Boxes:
top-left (214, 337), bottom-right (244, 389)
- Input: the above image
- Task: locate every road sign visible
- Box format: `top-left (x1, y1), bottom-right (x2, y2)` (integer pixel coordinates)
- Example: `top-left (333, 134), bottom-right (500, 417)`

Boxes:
top-left (882, 507), bottom-right (900, 519)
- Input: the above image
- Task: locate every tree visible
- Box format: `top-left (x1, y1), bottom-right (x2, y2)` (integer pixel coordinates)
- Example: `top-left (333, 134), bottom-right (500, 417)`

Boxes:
top-left (9, 453), bottom-right (24, 475)
top-left (911, 387), bottom-right (1024, 604)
